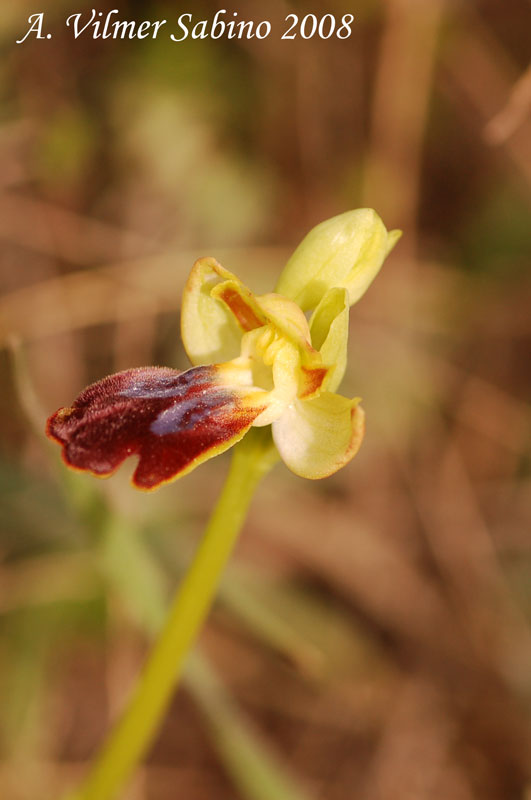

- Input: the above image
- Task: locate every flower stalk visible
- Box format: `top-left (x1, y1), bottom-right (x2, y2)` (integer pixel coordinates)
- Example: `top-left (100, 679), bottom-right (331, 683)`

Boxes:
top-left (66, 428), bottom-right (278, 800)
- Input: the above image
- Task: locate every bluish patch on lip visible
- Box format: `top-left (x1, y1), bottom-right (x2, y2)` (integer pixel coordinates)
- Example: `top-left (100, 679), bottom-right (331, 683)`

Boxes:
top-left (151, 387), bottom-right (232, 435)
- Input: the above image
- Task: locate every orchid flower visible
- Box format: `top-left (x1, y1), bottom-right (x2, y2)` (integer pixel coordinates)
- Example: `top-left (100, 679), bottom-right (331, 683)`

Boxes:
top-left (47, 209), bottom-right (400, 490)
top-left (48, 209), bottom-right (400, 800)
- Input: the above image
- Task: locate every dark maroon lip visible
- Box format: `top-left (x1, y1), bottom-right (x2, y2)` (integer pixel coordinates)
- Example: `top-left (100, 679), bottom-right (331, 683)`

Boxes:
top-left (46, 365), bottom-right (265, 490)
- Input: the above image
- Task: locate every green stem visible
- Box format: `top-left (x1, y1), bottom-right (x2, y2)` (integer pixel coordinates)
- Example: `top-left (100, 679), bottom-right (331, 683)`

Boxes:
top-left (67, 429), bottom-right (278, 800)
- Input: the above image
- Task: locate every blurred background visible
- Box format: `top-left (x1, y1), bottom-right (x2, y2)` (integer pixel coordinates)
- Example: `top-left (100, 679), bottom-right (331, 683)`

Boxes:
top-left (1, 0), bottom-right (530, 798)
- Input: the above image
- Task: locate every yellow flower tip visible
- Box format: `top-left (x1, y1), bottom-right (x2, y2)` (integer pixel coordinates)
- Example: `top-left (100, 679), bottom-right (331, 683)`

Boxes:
top-left (275, 208), bottom-right (401, 311)
top-left (386, 229), bottom-right (403, 255)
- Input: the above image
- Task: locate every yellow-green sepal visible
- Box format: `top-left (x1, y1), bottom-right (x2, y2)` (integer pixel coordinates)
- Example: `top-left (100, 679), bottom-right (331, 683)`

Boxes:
top-left (309, 287), bottom-right (349, 392)
top-left (181, 258), bottom-right (245, 366)
top-left (272, 392), bottom-right (365, 479)
top-left (275, 209), bottom-right (402, 311)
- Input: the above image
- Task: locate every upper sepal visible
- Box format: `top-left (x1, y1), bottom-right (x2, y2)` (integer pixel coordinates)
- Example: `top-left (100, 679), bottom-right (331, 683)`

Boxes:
top-left (275, 209), bottom-right (401, 311)
top-left (46, 366), bottom-right (266, 490)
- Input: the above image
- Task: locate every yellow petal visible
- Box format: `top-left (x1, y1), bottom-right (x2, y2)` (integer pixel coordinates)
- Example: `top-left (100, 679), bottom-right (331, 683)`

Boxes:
top-left (309, 287), bottom-right (349, 392)
top-left (275, 209), bottom-right (402, 311)
top-left (272, 393), bottom-right (365, 479)
top-left (181, 258), bottom-right (248, 366)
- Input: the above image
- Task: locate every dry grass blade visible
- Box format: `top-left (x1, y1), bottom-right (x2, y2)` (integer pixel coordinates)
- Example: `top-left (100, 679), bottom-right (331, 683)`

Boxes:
top-left (485, 61), bottom-right (531, 144)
